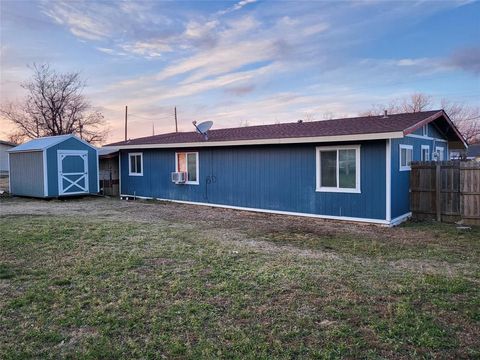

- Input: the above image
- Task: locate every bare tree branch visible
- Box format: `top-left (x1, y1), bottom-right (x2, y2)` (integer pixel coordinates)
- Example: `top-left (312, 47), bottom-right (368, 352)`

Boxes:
top-left (0, 63), bottom-right (108, 145)
top-left (360, 93), bottom-right (480, 144)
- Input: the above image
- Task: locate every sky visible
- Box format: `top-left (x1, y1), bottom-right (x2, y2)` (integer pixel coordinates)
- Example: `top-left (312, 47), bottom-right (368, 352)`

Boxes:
top-left (0, 0), bottom-right (479, 143)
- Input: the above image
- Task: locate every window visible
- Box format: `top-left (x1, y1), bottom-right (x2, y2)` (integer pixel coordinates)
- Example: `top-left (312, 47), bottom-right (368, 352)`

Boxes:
top-left (435, 146), bottom-right (444, 161)
top-left (399, 144), bottom-right (413, 171)
top-left (128, 153), bottom-right (143, 176)
top-left (421, 145), bottom-right (430, 161)
top-left (176, 152), bottom-right (199, 184)
top-left (316, 145), bottom-right (360, 193)
top-left (422, 124), bottom-right (428, 137)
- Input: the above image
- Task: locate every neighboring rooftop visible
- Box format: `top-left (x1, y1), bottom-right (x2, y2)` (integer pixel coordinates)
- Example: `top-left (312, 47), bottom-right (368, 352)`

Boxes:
top-left (0, 140), bottom-right (17, 147)
top-left (105, 110), bottom-right (465, 148)
top-left (467, 144), bottom-right (480, 158)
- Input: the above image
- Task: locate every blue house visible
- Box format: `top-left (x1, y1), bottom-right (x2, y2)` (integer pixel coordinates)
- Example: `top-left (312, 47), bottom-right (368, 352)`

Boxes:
top-left (105, 110), bottom-right (466, 226)
top-left (8, 134), bottom-right (99, 198)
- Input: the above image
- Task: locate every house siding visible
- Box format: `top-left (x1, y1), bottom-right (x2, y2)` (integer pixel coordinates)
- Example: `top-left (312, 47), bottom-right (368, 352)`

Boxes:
top-left (46, 137), bottom-right (98, 197)
top-left (120, 140), bottom-right (387, 220)
top-left (390, 134), bottom-right (448, 218)
top-left (412, 122), bottom-right (445, 139)
top-left (0, 143), bottom-right (14, 173)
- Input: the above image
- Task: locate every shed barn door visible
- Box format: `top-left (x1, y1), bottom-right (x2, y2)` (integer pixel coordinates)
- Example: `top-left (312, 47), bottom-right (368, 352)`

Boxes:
top-left (57, 150), bottom-right (89, 195)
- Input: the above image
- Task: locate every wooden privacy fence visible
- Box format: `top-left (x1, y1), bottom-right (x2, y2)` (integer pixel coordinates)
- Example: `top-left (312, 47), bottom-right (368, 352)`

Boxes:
top-left (410, 161), bottom-right (480, 225)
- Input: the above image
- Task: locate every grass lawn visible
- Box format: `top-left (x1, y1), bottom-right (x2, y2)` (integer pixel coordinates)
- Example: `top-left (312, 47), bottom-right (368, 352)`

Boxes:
top-left (0, 198), bottom-right (479, 359)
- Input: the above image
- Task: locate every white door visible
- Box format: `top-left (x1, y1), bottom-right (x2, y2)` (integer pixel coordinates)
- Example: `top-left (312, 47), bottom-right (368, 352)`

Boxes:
top-left (57, 150), bottom-right (89, 195)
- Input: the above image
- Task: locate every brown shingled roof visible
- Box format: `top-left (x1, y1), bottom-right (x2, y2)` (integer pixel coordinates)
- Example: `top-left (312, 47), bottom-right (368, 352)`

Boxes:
top-left (106, 110), bottom-right (450, 147)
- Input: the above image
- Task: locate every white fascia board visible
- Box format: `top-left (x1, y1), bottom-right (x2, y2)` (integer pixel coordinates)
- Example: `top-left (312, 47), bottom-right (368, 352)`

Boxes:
top-left (104, 132), bottom-right (404, 150)
top-left (406, 134), bottom-right (447, 142)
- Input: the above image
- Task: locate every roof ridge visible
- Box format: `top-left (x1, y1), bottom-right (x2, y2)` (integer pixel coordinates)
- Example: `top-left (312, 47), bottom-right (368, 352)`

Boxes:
top-left (120, 109), bottom-right (444, 143)
top-left (104, 110), bottom-right (447, 147)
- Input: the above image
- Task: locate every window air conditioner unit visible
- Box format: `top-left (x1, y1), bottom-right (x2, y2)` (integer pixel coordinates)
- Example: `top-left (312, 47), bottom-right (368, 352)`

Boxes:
top-left (171, 172), bottom-right (186, 184)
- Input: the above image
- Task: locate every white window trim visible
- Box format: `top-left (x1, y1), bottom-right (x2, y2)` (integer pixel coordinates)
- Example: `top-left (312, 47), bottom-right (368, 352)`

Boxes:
top-left (399, 144), bottom-right (413, 171)
top-left (422, 124), bottom-right (428, 137)
top-left (421, 145), bottom-right (430, 161)
top-left (175, 152), bottom-right (199, 185)
top-left (316, 145), bottom-right (361, 193)
top-left (128, 152), bottom-right (143, 176)
top-left (435, 146), bottom-right (445, 161)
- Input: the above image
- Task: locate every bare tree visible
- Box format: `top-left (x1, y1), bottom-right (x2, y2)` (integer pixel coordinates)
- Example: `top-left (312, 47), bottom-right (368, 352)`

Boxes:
top-left (303, 112), bottom-right (316, 122)
top-left (441, 99), bottom-right (480, 144)
top-left (361, 92), bottom-right (479, 144)
top-left (401, 93), bottom-right (433, 113)
top-left (0, 64), bottom-right (107, 144)
top-left (361, 93), bottom-right (433, 116)
top-left (6, 132), bottom-right (24, 145)
top-left (322, 111), bottom-right (335, 120)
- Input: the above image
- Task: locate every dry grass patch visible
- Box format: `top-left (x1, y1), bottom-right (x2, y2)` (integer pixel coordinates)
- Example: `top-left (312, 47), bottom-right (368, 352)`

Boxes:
top-left (0, 198), bottom-right (479, 359)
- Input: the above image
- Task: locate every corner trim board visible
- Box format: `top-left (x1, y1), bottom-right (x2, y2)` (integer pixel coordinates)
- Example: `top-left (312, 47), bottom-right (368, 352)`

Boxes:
top-left (43, 150), bottom-right (48, 196)
top-left (96, 148), bottom-right (100, 193)
top-left (386, 139), bottom-right (391, 222)
top-left (7, 152), bottom-right (11, 194)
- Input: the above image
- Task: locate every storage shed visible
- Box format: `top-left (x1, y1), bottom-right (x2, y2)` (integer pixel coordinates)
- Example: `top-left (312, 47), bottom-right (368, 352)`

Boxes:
top-left (8, 134), bottom-right (99, 198)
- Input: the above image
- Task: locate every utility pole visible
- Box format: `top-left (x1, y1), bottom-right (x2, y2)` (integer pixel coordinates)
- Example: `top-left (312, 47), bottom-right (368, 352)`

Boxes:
top-left (152, 121), bottom-right (155, 136)
top-left (79, 123), bottom-right (83, 139)
top-left (124, 105), bottom-right (128, 141)
top-left (174, 106), bottom-right (178, 133)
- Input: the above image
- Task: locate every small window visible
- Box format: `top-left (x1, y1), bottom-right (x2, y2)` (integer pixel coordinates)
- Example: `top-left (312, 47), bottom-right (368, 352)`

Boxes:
top-left (316, 146), bottom-right (360, 193)
top-left (176, 152), bottom-right (199, 184)
top-left (435, 146), bottom-right (444, 161)
top-left (128, 153), bottom-right (143, 176)
top-left (399, 145), bottom-right (413, 171)
top-left (421, 145), bottom-right (430, 161)
top-left (422, 124), bottom-right (428, 137)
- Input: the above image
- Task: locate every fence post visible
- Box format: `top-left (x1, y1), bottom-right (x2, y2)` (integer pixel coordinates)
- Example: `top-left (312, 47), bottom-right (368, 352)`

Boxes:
top-left (436, 163), bottom-right (441, 222)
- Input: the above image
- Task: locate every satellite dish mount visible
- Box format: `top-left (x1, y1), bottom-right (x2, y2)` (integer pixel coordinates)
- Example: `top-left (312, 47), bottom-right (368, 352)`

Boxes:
top-left (193, 120), bottom-right (213, 140)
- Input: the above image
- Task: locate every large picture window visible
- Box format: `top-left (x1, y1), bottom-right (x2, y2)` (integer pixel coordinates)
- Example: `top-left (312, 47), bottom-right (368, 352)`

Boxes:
top-left (128, 152), bottom-right (143, 176)
top-left (316, 145), bottom-right (360, 193)
top-left (176, 152), bottom-right (199, 184)
top-left (399, 144), bottom-right (413, 171)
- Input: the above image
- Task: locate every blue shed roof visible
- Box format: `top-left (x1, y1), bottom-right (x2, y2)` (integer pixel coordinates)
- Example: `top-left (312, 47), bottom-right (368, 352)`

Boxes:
top-left (8, 135), bottom-right (96, 153)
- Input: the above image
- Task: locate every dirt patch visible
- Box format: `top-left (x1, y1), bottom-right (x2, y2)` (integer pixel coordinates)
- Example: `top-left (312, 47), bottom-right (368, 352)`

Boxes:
top-left (1, 197), bottom-right (477, 278)
top-left (0, 196), bottom-right (422, 239)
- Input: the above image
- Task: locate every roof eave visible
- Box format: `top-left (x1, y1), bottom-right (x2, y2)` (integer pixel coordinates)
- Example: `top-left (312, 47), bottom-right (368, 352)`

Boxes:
top-left (403, 110), bottom-right (468, 148)
top-left (102, 131), bottom-right (405, 150)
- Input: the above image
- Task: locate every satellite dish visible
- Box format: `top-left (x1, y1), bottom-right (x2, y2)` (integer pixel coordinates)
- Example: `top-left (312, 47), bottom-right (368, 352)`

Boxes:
top-left (193, 120), bottom-right (213, 140)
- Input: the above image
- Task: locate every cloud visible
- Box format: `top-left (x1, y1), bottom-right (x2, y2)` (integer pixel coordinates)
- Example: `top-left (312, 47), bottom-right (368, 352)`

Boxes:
top-left (120, 41), bottom-right (172, 58)
top-left (218, 0), bottom-right (257, 15)
top-left (447, 47), bottom-right (480, 74)
top-left (183, 20), bottom-right (219, 49)
top-left (41, 1), bottom-right (113, 41)
top-left (224, 84), bottom-right (256, 95)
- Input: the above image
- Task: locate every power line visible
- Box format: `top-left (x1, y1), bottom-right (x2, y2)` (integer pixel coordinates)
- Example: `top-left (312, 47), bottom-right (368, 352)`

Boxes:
top-left (129, 113), bottom-right (173, 121)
